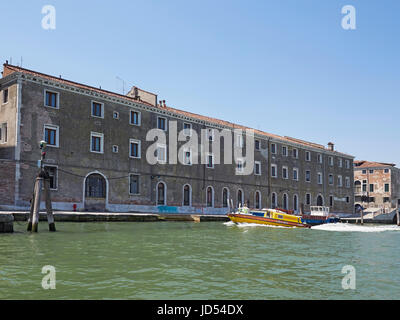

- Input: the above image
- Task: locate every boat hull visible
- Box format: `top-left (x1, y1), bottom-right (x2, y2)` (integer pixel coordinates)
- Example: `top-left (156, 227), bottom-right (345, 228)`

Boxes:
top-left (228, 213), bottom-right (311, 228)
top-left (301, 215), bottom-right (340, 226)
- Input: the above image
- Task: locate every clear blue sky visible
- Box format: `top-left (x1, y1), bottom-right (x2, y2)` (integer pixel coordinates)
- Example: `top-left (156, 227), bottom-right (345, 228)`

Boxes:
top-left (1, 0), bottom-right (399, 165)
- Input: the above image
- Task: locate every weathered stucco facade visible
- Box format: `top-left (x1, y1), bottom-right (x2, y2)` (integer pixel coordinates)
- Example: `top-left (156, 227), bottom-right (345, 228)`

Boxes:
top-left (354, 160), bottom-right (400, 211)
top-left (0, 63), bottom-right (355, 214)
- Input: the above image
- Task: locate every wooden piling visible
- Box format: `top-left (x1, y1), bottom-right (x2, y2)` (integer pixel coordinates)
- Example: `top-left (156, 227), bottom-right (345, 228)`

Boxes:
top-left (396, 202), bottom-right (399, 227)
top-left (360, 208), bottom-right (364, 225)
top-left (31, 177), bottom-right (43, 232)
top-left (27, 190), bottom-right (35, 231)
top-left (44, 178), bottom-right (56, 232)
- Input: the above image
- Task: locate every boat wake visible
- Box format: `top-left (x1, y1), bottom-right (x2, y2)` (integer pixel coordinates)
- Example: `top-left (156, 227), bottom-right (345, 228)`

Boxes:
top-left (311, 223), bottom-right (400, 233)
top-left (223, 221), bottom-right (295, 229)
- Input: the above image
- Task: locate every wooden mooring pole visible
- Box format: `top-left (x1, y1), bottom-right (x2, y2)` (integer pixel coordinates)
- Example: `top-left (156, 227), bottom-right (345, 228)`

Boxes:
top-left (360, 208), bottom-right (364, 225)
top-left (28, 140), bottom-right (56, 233)
top-left (396, 202), bottom-right (399, 227)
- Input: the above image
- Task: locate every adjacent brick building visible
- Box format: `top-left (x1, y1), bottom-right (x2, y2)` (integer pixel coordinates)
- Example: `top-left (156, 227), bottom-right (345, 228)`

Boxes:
top-left (0, 63), bottom-right (355, 214)
top-left (354, 160), bottom-right (400, 212)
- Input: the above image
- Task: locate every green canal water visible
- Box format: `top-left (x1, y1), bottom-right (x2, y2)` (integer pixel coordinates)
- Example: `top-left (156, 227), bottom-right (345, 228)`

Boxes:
top-left (0, 221), bottom-right (399, 300)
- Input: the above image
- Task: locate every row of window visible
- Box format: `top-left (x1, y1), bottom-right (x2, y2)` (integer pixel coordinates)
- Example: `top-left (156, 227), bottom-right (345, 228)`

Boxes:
top-left (354, 180), bottom-right (390, 193)
top-left (360, 168), bottom-right (390, 174)
top-left (42, 89), bottom-right (351, 166)
top-left (270, 164), bottom-right (351, 187)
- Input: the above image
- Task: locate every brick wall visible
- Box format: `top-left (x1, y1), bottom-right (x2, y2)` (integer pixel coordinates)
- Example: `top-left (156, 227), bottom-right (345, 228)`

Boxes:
top-left (0, 160), bottom-right (15, 205)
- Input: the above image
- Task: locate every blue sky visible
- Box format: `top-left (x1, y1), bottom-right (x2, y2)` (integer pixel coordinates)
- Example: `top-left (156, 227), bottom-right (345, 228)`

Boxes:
top-left (1, 0), bottom-right (399, 165)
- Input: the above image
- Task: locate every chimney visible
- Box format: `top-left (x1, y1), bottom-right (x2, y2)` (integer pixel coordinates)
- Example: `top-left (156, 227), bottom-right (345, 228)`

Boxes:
top-left (327, 142), bottom-right (334, 151)
top-left (163, 100), bottom-right (166, 107)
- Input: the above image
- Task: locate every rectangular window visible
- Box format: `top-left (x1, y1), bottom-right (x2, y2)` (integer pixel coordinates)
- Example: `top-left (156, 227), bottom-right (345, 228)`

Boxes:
top-left (293, 168), bottom-right (298, 181)
top-left (2, 89), bottom-right (8, 104)
top-left (91, 101), bottom-right (103, 118)
top-left (129, 139), bottom-right (141, 158)
top-left (329, 195), bottom-right (333, 207)
top-left (157, 117), bottom-right (167, 131)
top-left (129, 174), bottom-right (140, 195)
top-left (317, 154), bottom-right (322, 163)
top-left (305, 151), bottom-right (311, 161)
top-left (113, 111), bottom-right (119, 119)
top-left (271, 143), bottom-right (276, 154)
top-left (45, 90), bottom-right (58, 108)
top-left (338, 158), bottom-right (343, 167)
top-left (369, 184), bottom-right (374, 192)
top-left (271, 164), bottom-right (277, 178)
top-left (255, 140), bottom-right (260, 150)
top-left (130, 110), bottom-right (141, 125)
top-left (254, 161), bottom-right (261, 175)
top-left (383, 197), bottom-right (390, 203)
top-left (282, 146), bottom-right (287, 156)
top-left (183, 123), bottom-right (192, 136)
top-left (0, 123), bottom-right (7, 143)
top-left (369, 169), bottom-right (374, 174)
top-left (384, 168), bottom-right (390, 173)
top-left (362, 182), bottom-right (367, 192)
top-left (328, 174), bottom-right (334, 185)
top-left (207, 153), bottom-right (214, 168)
top-left (329, 156), bottom-right (333, 166)
top-left (338, 175), bottom-right (343, 187)
top-left (305, 170), bottom-right (311, 182)
top-left (345, 177), bottom-right (350, 188)
top-left (156, 144), bottom-right (167, 163)
top-left (282, 166), bottom-right (288, 179)
top-left (90, 132), bottom-right (103, 153)
top-left (44, 166), bottom-right (57, 190)
top-left (112, 145), bottom-right (119, 153)
top-left (183, 149), bottom-right (192, 165)
top-left (44, 125), bottom-right (59, 147)
top-left (362, 169), bottom-right (367, 174)
top-left (317, 172), bottom-right (322, 184)
top-left (345, 160), bottom-right (350, 169)
top-left (236, 159), bottom-right (243, 173)
top-left (384, 183), bottom-right (390, 193)
top-left (292, 148), bottom-right (298, 159)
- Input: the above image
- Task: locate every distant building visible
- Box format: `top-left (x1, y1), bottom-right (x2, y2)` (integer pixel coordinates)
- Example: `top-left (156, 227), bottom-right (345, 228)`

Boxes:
top-left (354, 160), bottom-right (400, 212)
top-left (0, 62), bottom-right (355, 213)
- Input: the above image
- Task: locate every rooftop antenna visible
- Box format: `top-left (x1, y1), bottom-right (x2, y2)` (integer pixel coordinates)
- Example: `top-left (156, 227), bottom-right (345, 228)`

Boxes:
top-left (116, 76), bottom-right (126, 95)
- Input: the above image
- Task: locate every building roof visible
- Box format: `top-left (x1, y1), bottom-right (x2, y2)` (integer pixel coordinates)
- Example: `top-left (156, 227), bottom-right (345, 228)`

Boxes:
top-left (354, 160), bottom-right (396, 168)
top-left (2, 63), bottom-right (353, 157)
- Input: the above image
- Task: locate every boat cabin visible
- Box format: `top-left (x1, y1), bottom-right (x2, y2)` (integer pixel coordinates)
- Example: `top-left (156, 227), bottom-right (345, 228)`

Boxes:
top-left (310, 206), bottom-right (330, 217)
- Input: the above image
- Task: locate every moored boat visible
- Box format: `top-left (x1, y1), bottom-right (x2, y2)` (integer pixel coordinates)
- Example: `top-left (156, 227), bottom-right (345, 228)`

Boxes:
top-left (228, 206), bottom-right (311, 228)
top-left (301, 206), bottom-right (340, 226)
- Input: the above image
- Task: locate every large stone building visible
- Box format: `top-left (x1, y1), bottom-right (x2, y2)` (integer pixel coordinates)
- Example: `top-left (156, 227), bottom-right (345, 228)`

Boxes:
top-left (354, 160), bottom-right (400, 212)
top-left (0, 63), bottom-right (354, 214)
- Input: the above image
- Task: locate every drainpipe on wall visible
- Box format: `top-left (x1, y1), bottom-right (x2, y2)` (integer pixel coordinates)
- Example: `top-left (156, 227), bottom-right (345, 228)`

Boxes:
top-left (14, 76), bottom-right (22, 208)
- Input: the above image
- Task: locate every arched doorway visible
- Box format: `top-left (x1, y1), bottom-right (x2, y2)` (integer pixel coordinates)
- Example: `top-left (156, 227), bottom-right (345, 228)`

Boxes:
top-left (183, 184), bottom-right (191, 206)
top-left (255, 191), bottom-right (261, 209)
top-left (222, 188), bottom-right (229, 208)
top-left (84, 172), bottom-right (107, 211)
top-left (237, 189), bottom-right (243, 207)
top-left (317, 194), bottom-right (324, 206)
top-left (293, 194), bottom-right (298, 212)
top-left (206, 186), bottom-right (214, 207)
top-left (283, 193), bottom-right (288, 210)
top-left (157, 181), bottom-right (166, 205)
top-left (271, 192), bottom-right (277, 208)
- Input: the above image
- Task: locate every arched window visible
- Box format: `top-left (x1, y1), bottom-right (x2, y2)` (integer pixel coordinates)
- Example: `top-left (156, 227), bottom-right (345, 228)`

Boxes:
top-left (271, 192), bottom-right (277, 208)
top-left (206, 186), bottom-right (214, 207)
top-left (354, 180), bottom-right (361, 193)
top-left (222, 188), bottom-right (229, 208)
top-left (317, 194), bottom-right (324, 206)
top-left (237, 189), bottom-right (243, 207)
top-left (183, 184), bottom-right (191, 206)
top-left (293, 194), bottom-right (298, 212)
top-left (255, 191), bottom-right (261, 209)
top-left (283, 193), bottom-right (288, 210)
top-left (85, 173), bottom-right (106, 198)
top-left (157, 182), bottom-right (166, 205)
